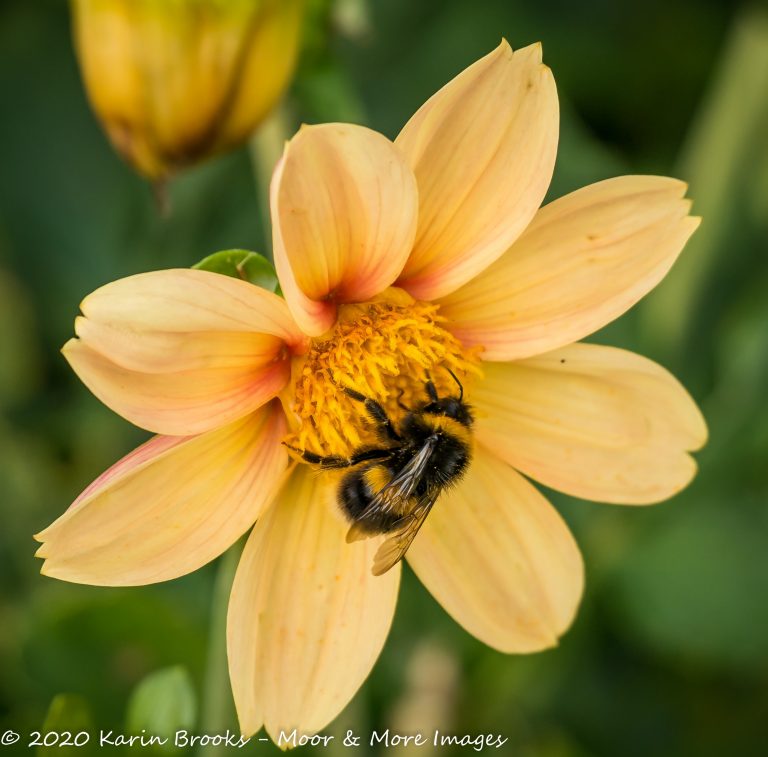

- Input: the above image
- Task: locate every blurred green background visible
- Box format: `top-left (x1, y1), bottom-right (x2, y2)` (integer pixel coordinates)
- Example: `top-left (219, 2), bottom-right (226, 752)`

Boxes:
top-left (1, 0), bottom-right (767, 755)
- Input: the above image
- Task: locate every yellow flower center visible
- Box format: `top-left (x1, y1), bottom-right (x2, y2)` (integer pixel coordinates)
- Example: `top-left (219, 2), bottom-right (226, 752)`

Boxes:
top-left (283, 288), bottom-right (481, 459)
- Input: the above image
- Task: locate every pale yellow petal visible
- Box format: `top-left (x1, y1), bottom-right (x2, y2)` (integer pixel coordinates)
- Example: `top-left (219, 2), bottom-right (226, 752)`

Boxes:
top-left (272, 123), bottom-right (419, 336)
top-left (407, 449), bottom-right (583, 653)
top-left (74, 317), bottom-right (286, 374)
top-left (472, 343), bottom-right (707, 504)
top-left (271, 154), bottom-right (337, 337)
top-left (35, 402), bottom-right (288, 586)
top-left (65, 268), bottom-right (301, 435)
top-left (395, 41), bottom-right (559, 300)
top-left (440, 176), bottom-right (700, 360)
top-left (80, 268), bottom-right (302, 343)
top-left (63, 338), bottom-right (290, 436)
top-left (228, 466), bottom-right (400, 739)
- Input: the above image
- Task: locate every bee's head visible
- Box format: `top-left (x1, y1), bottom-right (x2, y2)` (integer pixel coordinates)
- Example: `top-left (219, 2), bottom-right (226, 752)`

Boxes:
top-left (422, 397), bottom-right (474, 427)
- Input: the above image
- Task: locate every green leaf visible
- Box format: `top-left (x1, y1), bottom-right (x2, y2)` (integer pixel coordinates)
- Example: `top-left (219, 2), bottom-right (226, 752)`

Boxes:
top-left (192, 249), bottom-right (278, 292)
top-left (125, 666), bottom-right (197, 750)
top-left (38, 694), bottom-right (94, 756)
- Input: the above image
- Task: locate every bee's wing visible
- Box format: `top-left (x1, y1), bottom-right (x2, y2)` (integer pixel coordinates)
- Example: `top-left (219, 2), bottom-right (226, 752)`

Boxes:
top-left (372, 436), bottom-right (438, 510)
top-left (344, 438), bottom-right (437, 547)
top-left (371, 487), bottom-right (439, 576)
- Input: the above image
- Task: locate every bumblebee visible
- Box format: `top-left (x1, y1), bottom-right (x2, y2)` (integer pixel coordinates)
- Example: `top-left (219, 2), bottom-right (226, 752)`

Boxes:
top-left (287, 369), bottom-right (473, 575)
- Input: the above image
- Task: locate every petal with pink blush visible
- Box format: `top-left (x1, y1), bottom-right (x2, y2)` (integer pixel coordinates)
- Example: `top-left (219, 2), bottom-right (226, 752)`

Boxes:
top-left (228, 466), bottom-right (400, 739)
top-left (271, 123), bottom-right (419, 336)
top-left (440, 176), bottom-right (700, 361)
top-left (34, 402), bottom-right (288, 586)
top-left (407, 448), bottom-right (584, 653)
top-left (65, 268), bottom-right (302, 435)
top-left (63, 337), bottom-right (290, 436)
top-left (80, 268), bottom-right (303, 344)
top-left (472, 343), bottom-right (707, 504)
top-left (396, 41), bottom-right (559, 300)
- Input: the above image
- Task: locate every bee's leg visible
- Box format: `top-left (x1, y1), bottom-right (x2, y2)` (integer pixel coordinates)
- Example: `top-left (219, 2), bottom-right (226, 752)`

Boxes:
top-left (342, 387), bottom-right (402, 441)
top-left (283, 443), bottom-right (394, 469)
top-left (346, 447), bottom-right (397, 465)
top-left (396, 388), bottom-right (409, 412)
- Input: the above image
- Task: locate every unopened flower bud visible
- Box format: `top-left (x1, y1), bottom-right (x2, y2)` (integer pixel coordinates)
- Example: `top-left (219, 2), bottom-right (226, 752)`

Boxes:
top-left (71, 0), bottom-right (304, 180)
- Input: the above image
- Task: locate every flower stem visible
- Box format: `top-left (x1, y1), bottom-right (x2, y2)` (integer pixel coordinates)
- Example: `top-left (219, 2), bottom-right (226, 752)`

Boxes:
top-left (197, 539), bottom-right (243, 756)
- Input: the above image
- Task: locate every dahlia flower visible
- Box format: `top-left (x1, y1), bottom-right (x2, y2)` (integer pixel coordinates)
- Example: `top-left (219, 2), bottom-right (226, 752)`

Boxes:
top-left (36, 41), bottom-right (706, 740)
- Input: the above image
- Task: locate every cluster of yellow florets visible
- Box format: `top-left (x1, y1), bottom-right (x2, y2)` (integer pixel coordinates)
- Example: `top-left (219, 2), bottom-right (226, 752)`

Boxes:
top-left (284, 288), bottom-right (481, 458)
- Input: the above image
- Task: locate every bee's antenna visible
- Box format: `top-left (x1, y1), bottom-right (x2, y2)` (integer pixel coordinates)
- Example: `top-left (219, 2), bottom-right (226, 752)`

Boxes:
top-left (445, 367), bottom-right (463, 401)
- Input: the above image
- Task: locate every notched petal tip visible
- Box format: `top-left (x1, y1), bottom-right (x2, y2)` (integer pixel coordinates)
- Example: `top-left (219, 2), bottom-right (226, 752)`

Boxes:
top-left (473, 345), bottom-right (707, 505)
top-left (228, 467), bottom-right (400, 740)
top-left (396, 35), bottom-right (559, 300)
top-left (516, 40), bottom-right (544, 63)
top-left (493, 37), bottom-right (514, 58)
top-left (35, 405), bottom-right (288, 586)
top-left (441, 175), bottom-right (703, 361)
top-left (60, 337), bottom-right (79, 358)
top-left (238, 721), bottom-right (264, 743)
top-left (408, 451), bottom-right (584, 653)
top-left (62, 282), bottom-right (296, 436)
